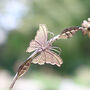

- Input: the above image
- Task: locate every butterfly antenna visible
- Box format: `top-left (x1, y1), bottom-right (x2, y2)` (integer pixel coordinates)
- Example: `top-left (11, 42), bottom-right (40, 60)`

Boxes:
top-left (48, 31), bottom-right (54, 37)
top-left (51, 48), bottom-right (60, 55)
top-left (9, 73), bottom-right (18, 90)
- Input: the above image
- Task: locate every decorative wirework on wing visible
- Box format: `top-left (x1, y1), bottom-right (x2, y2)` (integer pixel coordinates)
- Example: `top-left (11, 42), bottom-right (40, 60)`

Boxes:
top-left (59, 26), bottom-right (80, 39)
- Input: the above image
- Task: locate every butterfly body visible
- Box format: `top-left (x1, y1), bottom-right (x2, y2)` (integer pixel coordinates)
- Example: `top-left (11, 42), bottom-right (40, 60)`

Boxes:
top-left (39, 42), bottom-right (52, 51)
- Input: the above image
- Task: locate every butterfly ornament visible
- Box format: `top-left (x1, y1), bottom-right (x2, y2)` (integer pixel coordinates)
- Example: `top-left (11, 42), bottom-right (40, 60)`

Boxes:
top-left (26, 24), bottom-right (63, 66)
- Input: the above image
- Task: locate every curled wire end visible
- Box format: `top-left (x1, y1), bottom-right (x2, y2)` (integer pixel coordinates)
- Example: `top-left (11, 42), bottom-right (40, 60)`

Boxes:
top-left (48, 31), bottom-right (54, 37)
top-left (9, 73), bottom-right (18, 90)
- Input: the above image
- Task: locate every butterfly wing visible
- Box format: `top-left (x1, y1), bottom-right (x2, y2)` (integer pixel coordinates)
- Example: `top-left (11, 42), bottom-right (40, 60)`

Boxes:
top-left (32, 50), bottom-right (63, 67)
top-left (44, 50), bottom-right (63, 67)
top-left (35, 24), bottom-right (48, 45)
top-left (32, 51), bottom-right (45, 65)
top-left (26, 24), bottom-right (48, 53)
top-left (26, 40), bottom-right (41, 53)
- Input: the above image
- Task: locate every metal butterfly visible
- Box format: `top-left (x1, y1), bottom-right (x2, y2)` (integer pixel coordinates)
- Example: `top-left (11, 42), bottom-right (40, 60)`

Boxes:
top-left (26, 24), bottom-right (63, 67)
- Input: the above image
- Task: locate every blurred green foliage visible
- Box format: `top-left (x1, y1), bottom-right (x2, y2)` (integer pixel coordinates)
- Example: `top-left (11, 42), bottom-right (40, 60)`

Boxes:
top-left (0, 0), bottom-right (90, 75)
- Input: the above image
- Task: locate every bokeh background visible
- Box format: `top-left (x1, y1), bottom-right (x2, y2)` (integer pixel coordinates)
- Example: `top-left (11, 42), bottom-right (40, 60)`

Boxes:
top-left (0, 0), bottom-right (90, 90)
